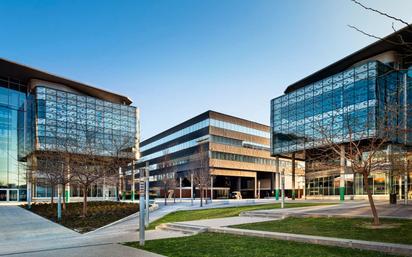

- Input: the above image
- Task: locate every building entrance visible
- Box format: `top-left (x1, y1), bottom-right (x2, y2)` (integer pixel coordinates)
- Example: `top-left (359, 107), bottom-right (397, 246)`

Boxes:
top-left (0, 189), bottom-right (19, 202)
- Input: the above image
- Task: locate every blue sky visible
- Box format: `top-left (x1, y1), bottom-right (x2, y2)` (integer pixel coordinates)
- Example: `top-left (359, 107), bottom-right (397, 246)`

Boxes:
top-left (1, 0), bottom-right (411, 139)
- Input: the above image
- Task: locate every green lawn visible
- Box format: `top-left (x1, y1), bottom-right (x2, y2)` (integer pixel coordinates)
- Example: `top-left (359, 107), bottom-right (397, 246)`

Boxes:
top-left (125, 232), bottom-right (396, 257)
top-left (232, 217), bottom-right (412, 245)
top-left (148, 202), bottom-right (333, 229)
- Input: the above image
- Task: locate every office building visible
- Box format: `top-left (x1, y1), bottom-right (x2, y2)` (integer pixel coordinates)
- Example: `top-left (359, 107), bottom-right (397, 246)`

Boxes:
top-left (271, 26), bottom-right (412, 200)
top-left (0, 58), bottom-right (139, 202)
top-left (136, 111), bottom-right (303, 199)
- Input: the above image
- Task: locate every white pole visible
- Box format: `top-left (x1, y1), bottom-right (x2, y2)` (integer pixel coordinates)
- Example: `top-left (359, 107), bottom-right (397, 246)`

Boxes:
top-left (139, 169), bottom-right (145, 246)
top-left (179, 177), bottom-right (182, 203)
top-left (27, 181), bottom-right (32, 209)
top-left (405, 172), bottom-right (408, 205)
top-left (145, 163), bottom-right (149, 228)
top-left (131, 161), bottom-right (135, 202)
top-left (191, 173), bottom-right (194, 206)
top-left (281, 169), bottom-right (285, 209)
top-left (210, 176), bottom-right (213, 203)
top-left (57, 184), bottom-right (62, 222)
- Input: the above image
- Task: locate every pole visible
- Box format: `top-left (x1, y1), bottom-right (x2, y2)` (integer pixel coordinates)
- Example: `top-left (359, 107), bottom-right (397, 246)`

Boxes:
top-left (291, 153), bottom-right (295, 200)
top-left (405, 171), bottom-right (408, 205)
top-left (145, 163), bottom-right (149, 228)
top-left (131, 161), bottom-right (135, 202)
top-left (27, 181), bottom-right (32, 209)
top-left (191, 173), bottom-right (194, 206)
top-left (57, 184), bottom-right (62, 222)
top-left (179, 177), bottom-right (182, 202)
top-left (139, 169), bottom-right (145, 246)
top-left (340, 145), bottom-right (345, 201)
top-left (281, 169), bottom-right (285, 208)
top-left (210, 176), bottom-right (213, 203)
top-left (275, 156), bottom-right (280, 200)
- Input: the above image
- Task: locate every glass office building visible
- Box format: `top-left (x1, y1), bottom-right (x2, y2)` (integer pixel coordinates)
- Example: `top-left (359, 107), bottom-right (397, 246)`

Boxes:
top-left (0, 78), bottom-right (27, 201)
top-left (135, 111), bottom-right (304, 199)
top-left (271, 27), bottom-right (412, 199)
top-left (0, 58), bottom-right (139, 202)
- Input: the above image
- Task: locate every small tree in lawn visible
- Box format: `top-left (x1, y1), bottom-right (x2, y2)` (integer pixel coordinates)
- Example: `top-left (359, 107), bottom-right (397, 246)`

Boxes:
top-left (105, 133), bottom-right (137, 201)
top-left (192, 142), bottom-right (210, 207)
top-left (315, 95), bottom-right (403, 226)
top-left (36, 151), bottom-right (62, 205)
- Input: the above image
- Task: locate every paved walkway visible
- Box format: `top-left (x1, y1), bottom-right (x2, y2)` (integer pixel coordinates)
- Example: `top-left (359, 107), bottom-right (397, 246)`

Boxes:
top-left (243, 200), bottom-right (412, 219)
top-left (0, 205), bottom-right (77, 242)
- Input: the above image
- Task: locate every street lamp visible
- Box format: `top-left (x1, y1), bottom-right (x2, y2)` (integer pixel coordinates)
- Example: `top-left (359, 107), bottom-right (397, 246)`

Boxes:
top-left (139, 168), bottom-right (145, 246)
top-left (281, 169), bottom-right (285, 209)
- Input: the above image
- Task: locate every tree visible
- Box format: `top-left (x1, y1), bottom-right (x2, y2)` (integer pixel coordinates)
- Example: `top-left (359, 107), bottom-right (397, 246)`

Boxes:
top-left (191, 143), bottom-right (210, 207)
top-left (160, 151), bottom-right (177, 206)
top-left (348, 0), bottom-right (412, 205)
top-left (35, 151), bottom-right (63, 205)
top-left (70, 138), bottom-right (116, 217)
top-left (314, 92), bottom-right (406, 225)
top-left (105, 134), bottom-right (137, 201)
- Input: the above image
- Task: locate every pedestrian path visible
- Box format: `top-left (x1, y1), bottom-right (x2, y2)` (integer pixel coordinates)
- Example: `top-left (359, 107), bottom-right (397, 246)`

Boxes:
top-left (0, 205), bottom-right (78, 242)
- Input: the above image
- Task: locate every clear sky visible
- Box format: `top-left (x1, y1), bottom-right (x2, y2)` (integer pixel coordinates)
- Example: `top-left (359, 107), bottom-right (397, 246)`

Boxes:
top-left (1, 0), bottom-right (411, 140)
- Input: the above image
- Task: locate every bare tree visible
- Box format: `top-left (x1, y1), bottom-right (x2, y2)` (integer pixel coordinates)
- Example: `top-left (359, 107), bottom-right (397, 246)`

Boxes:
top-left (105, 134), bottom-right (137, 201)
top-left (160, 151), bottom-right (177, 205)
top-left (191, 143), bottom-right (210, 207)
top-left (314, 91), bottom-right (406, 226)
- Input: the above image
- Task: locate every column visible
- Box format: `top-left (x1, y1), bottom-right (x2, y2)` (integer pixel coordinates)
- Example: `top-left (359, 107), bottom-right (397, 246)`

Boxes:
top-left (191, 173), bottom-right (194, 205)
top-left (65, 158), bottom-right (70, 203)
top-left (238, 177), bottom-right (241, 192)
top-left (399, 176), bottom-right (402, 200)
top-left (270, 172), bottom-right (275, 196)
top-left (275, 156), bottom-right (280, 200)
top-left (291, 153), bottom-right (296, 200)
top-left (179, 177), bottom-right (182, 202)
top-left (254, 174), bottom-right (257, 199)
top-left (340, 145), bottom-right (345, 201)
top-left (210, 176), bottom-right (213, 202)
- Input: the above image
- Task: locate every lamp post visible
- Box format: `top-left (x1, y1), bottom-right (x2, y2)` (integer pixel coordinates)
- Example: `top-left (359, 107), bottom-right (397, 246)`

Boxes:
top-left (145, 162), bottom-right (149, 228)
top-left (139, 168), bottom-right (145, 246)
top-left (281, 169), bottom-right (285, 209)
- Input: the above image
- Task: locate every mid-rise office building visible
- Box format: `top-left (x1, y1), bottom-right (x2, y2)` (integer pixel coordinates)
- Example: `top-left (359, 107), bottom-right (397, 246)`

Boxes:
top-left (136, 111), bottom-right (303, 199)
top-left (0, 58), bottom-right (139, 202)
top-left (271, 26), bottom-right (412, 200)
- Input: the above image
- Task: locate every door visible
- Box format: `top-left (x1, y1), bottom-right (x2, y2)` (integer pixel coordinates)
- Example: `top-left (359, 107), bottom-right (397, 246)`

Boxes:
top-left (0, 190), bottom-right (7, 201)
top-left (9, 189), bottom-right (18, 201)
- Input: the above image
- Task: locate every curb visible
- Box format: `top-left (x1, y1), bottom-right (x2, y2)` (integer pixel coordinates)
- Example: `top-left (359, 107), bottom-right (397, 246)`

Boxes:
top-left (84, 204), bottom-right (159, 235)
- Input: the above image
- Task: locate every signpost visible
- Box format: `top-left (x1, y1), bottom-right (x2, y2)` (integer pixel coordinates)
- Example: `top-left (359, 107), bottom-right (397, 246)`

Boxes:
top-left (145, 163), bottom-right (149, 228)
top-left (139, 169), bottom-right (145, 246)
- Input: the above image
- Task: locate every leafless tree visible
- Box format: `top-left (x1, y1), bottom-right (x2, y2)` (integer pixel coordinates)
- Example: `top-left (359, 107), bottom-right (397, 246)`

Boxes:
top-left (105, 134), bottom-right (137, 201)
top-left (191, 143), bottom-right (210, 207)
top-left (314, 92), bottom-right (407, 225)
top-left (160, 151), bottom-right (177, 205)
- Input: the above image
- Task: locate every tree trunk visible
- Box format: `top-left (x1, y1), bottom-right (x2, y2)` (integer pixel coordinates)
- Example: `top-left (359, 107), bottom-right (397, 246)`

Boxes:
top-left (164, 185), bottom-right (167, 206)
top-left (82, 187), bottom-right (88, 217)
top-left (363, 173), bottom-right (380, 225)
top-left (51, 186), bottom-right (54, 205)
top-left (200, 185), bottom-right (203, 207)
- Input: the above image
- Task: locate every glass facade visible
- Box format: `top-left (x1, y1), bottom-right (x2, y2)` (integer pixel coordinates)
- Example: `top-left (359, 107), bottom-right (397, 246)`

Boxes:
top-left (33, 86), bottom-right (137, 158)
top-left (0, 79), bottom-right (26, 190)
top-left (141, 118), bottom-right (269, 152)
top-left (271, 60), bottom-right (412, 197)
